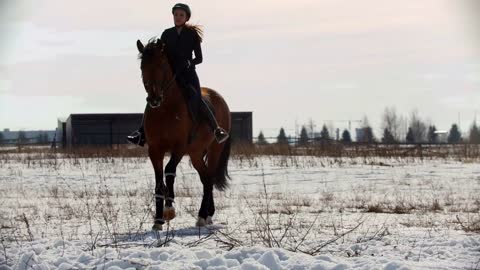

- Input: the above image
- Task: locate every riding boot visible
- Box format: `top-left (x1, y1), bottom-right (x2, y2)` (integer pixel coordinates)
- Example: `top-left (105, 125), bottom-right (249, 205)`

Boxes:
top-left (200, 99), bottom-right (229, 144)
top-left (127, 108), bottom-right (146, 147)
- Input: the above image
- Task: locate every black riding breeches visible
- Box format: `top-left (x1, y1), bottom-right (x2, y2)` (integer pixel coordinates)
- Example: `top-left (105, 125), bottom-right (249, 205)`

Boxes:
top-left (177, 69), bottom-right (200, 102)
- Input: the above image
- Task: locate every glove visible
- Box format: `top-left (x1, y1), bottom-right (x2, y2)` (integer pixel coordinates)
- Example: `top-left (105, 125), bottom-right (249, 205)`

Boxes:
top-left (185, 60), bottom-right (192, 70)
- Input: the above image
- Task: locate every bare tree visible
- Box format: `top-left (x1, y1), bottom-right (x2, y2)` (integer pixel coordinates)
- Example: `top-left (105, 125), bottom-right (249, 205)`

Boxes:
top-left (409, 110), bottom-right (427, 143)
top-left (397, 115), bottom-right (408, 142)
top-left (381, 107), bottom-right (401, 141)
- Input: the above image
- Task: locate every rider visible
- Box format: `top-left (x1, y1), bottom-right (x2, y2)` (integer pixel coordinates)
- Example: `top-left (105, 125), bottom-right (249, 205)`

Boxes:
top-left (127, 3), bottom-right (229, 146)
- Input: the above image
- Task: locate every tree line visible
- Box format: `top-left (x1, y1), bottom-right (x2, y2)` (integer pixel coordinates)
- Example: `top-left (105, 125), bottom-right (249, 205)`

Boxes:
top-left (257, 107), bottom-right (480, 145)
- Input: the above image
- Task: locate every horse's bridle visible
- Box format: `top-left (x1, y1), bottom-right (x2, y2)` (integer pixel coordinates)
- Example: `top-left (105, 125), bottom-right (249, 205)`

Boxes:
top-left (146, 72), bottom-right (177, 108)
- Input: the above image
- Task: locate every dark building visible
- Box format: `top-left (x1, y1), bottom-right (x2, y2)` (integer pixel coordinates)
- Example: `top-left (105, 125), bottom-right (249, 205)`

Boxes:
top-left (230, 112), bottom-right (253, 143)
top-left (59, 112), bottom-right (252, 147)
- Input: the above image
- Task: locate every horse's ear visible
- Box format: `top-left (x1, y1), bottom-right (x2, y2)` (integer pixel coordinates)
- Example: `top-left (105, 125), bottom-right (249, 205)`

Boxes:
top-left (136, 40), bottom-right (144, 53)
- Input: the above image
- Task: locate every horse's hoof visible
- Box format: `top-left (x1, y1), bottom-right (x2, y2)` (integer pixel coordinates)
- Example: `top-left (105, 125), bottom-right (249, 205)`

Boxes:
top-left (152, 218), bottom-right (165, 231)
top-left (152, 223), bottom-right (163, 231)
top-left (196, 217), bottom-right (207, 227)
top-left (206, 216), bottom-right (213, 225)
top-left (163, 206), bottom-right (176, 221)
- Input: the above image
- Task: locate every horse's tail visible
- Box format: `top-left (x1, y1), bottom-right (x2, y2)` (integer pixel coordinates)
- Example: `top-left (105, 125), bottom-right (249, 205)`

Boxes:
top-left (214, 136), bottom-right (231, 191)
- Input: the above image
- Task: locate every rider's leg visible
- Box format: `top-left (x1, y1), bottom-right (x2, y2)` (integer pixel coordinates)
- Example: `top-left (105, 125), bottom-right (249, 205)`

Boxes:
top-left (199, 99), bottom-right (229, 144)
top-left (190, 71), bottom-right (229, 144)
top-left (127, 104), bottom-right (147, 146)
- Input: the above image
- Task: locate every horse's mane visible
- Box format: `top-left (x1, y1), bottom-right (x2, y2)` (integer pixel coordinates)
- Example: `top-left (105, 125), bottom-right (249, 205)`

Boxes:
top-left (138, 38), bottom-right (162, 66)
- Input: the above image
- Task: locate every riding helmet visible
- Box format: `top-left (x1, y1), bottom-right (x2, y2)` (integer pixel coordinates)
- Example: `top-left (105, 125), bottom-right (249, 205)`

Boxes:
top-left (172, 3), bottom-right (191, 20)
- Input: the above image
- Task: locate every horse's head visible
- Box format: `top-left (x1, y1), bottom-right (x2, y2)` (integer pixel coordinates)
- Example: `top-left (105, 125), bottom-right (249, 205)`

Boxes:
top-left (136, 39), bottom-right (175, 108)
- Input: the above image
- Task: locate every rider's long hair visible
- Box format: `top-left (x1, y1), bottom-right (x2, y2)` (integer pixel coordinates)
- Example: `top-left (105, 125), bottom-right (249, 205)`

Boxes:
top-left (185, 23), bottom-right (203, 43)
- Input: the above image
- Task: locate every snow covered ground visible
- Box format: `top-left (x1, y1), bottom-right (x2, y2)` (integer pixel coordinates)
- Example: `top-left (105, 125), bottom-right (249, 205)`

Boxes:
top-left (1, 152), bottom-right (479, 269)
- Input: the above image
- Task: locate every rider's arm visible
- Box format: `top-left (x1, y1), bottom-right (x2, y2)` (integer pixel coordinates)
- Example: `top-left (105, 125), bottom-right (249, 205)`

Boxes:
top-left (191, 32), bottom-right (203, 66)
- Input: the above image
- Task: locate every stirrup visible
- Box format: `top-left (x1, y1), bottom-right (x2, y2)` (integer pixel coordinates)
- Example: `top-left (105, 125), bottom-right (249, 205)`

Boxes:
top-left (214, 128), bottom-right (229, 144)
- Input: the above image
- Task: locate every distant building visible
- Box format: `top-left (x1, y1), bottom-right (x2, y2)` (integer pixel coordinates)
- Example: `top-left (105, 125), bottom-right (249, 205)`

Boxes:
top-left (355, 128), bottom-right (365, 142)
top-left (59, 113), bottom-right (143, 147)
top-left (434, 130), bottom-right (448, 143)
top-left (59, 112), bottom-right (253, 147)
top-left (0, 128), bottom-right (55, 145)
top-left (230, 112), bottom-right (253, 144)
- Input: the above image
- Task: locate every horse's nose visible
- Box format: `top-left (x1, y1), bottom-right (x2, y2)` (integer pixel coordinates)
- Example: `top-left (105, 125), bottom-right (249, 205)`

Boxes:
top-left (148, 99), bottom-right (160, 108)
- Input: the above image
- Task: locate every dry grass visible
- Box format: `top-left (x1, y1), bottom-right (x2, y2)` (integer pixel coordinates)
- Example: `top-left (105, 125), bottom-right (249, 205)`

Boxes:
top-left (232, 142), bottom-right (480, 160)
top-left (2, 142), bottom-right (479, 161)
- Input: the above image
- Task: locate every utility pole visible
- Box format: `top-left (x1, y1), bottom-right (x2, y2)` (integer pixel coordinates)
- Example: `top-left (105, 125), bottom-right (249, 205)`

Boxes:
top-left (309, 118), bottom-right (316, 139)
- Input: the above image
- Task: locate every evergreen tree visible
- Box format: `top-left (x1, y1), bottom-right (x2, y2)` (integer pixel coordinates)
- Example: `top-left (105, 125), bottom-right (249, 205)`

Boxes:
top-left (363, 126), bottom-right (375, 143)
top-left (341, 129), bottom-right (352, 143)
top-left (406, 127), bottom-right (415, 144)
top-left (427, 125), bottom-right (438, 143)
top-left (257, 131), bottom-right (267, 145)
top-left (298, 126), bottom-right (309, 145)
top-left (381, 128), bottom-right (396, 144)
top-left (447, 124), bottom-right (462, 143)
top-left (277, 128), bottom-right (288, 144)
top-left (319, 124), bottom-right (330, 140)
top-left (469, 122), bottom-right (480, 144)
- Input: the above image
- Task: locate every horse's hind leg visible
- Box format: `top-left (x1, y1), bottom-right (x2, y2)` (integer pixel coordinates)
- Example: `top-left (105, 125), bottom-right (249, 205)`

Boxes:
top-left (204, 144), bottom-right (224, 223)
top-left (190, 153), bottom-right (212, 226)
top-left (163, 153), bottom-right (183, 221)
top-left (195, 143), bottom-right (225, 226)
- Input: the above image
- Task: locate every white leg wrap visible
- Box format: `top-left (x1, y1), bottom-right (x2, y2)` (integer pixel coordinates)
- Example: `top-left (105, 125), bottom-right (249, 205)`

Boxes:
top-left (154, 218), bottom-right (165, 224)
top-left (196, 217), bottom-right (206, 227)
top-left (206, 216), bottom-right (213, 225)
top-left (164, 206), bottom-right (175, 211)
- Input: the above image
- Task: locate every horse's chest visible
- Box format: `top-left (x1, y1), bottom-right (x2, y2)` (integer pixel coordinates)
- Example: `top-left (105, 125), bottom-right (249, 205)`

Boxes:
top-left (146, 113), bottom-right (187, 142)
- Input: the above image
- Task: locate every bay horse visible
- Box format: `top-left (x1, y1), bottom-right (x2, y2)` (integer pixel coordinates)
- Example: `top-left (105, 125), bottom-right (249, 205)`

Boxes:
top-left (136, 38), bottom-right (232, 230)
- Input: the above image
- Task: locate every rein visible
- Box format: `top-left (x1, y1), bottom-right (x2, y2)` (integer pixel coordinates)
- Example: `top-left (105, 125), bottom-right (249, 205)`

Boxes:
top-left (148, 71), bottom-right (177, 107)
top-left (160, 73), bottom-right (177, 95)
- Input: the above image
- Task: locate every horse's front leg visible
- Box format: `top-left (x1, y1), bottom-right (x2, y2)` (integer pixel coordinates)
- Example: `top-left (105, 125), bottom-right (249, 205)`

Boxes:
top-left (150, 150), bottom-right (166, 231)
top-left (153, 167), bottom-right (166, 230)
top-left (163, 153), bottom-right (183, 221)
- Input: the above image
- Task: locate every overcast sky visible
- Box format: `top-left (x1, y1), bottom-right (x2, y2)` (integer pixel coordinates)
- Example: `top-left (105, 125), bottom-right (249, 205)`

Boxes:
top-left (1, 0), bottom-right (479, 138)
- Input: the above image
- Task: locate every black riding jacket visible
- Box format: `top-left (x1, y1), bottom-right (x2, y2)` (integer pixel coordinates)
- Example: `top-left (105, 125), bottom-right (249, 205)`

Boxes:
top-left (160, 26), bottom-right (203, 73)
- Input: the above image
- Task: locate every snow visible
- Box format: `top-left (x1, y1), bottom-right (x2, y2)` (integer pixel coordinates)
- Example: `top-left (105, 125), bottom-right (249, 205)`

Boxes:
top-left (1, 153), bottom-right (479, 269)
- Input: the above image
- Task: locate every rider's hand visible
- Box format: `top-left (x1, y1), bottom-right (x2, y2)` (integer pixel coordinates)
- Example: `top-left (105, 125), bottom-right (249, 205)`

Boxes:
top-left (185, 60), bottom-right (192, 70)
